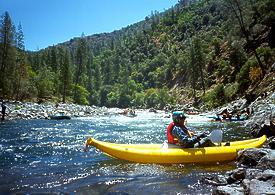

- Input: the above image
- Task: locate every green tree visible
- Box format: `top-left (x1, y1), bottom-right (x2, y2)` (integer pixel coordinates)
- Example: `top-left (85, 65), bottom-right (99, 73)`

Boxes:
top-left (144, 88), bottom-right (160, 108)
top-left (258, 0), bottom-right (275, 48)
top-left (236, 56), bottom-right (258, 93)
top-left (89, 58), bottom-right (102, 105)
top-left (99, 85), bottom-right (112, 107)
top-left (224, 0), bottom-right (266, 75)
top-left (189, 36), bottom-right (206, 99)
top-left (49, 46), bottom-right (58, 71)
top-left (59, 47), bottom-right (72, 103)
top-left (131, 92), bottom-right (145, 108)
top-left (203, 84), bottom-right (226, 108)
top-left (117, 88), bottom-right (131, 108)
top-left (101, 50), bottom-right (114, 85)
top-left (0, 11), bottom-right (16, 97)
top-left (73, 33), bottom-right (88, 102)
top-left (35, 66), bottom-right (54, 98)
top-left (73, 84), bottom-right (89, 105)
top-left (107, 90), bottom-right (119, 107)
top-left (86, 53), bottom-right (94, 104)
top-left (158, 87), bottom-right (173, 109)
top-left (14, 23), bottom-right (28, 100)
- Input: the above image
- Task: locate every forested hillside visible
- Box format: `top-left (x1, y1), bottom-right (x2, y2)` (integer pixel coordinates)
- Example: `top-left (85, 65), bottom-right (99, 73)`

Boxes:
top-left (1, 0), bottom-right (274, 109)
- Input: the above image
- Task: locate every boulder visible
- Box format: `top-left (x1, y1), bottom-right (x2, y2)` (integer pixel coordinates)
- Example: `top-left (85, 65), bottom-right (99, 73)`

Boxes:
top-left (256, 169), bottom-right (275, 181)
top-left (268, 137), bottom-right (275, 149)
top-left (237, 148), bottom-right (270, 167)
top-left (256, 150), bottom-right (275, 170)
top-left (244, 168), bottom-right (262, 180)
top-left (213, 184), bottom-right (244, 195)
top-left (200, 175), bottom-right (228, 186)
top-left (226, 168), bottom-right (246, 184)
top-left (243, 179), bottom-right (275, 194)
top-left (251, 119), bottom-right (275, 137)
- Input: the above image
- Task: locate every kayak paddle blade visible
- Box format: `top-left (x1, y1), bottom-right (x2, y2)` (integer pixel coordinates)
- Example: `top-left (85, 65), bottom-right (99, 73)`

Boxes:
top-left (209, 130), bottom-right (223, 143)
top-left (161, 141), bottom-right (169, 150)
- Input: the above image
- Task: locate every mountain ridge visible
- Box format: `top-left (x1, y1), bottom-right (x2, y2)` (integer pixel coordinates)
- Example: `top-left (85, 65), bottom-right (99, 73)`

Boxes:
top-left (1, 0), bottom-right (274, 110)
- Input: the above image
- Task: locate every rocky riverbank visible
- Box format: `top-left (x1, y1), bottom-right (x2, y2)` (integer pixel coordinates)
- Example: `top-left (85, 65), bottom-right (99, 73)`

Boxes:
top-left (202, 146), bottom-right (275, 194)
top-left (209, 92), bottom-right (275, 131)
top-left (2, 92), bottom-right (275, 123)
top-left (199, 92), bottom-right (275, 194)
top-left (1, 101), bottom-right (127, 120)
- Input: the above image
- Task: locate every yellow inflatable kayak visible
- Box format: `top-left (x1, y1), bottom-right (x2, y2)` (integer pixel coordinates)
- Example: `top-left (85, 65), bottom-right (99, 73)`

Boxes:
top-left (85, 135), bottom-right (266, 164)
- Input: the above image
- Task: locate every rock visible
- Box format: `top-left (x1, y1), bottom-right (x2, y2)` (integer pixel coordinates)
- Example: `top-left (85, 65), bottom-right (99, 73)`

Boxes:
top-left (243, 179), bottom-right (275, 194)
top-left (226, 168), bottom-right (246, 184)
top-left (237, 148), bottom-right (270, 167)
top-left (200, 88), bottom-right (275, 194)
top-left (251, 119), bottom-right (275, 137)
top-left (212, 168), bottom-right (275, 195)
top-left (256, 169), bottom-right (275, 181)
top-left (268, 137), bottom-right (275, 149)
top-left (213, 184), bottom-right (244, 195)
top-left (256, 150), bottom-right (275, 170)
top-left (3, 101), bottom-right (115, 120)
top-left (237, 148), bottom-right (275, 169)
top-left (149, 108), bottom-right (157, 113)
top-left (245, 168), bottom-right (262, 180)
top-left (200, 175), bottom-right (228, 186)
top-left (245, 93), bottom-right (257, 105)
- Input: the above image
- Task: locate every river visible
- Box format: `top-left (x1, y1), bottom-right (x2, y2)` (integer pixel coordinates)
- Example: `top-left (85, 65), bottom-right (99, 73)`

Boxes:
top-left (0, 110), bottom-right (252, 194)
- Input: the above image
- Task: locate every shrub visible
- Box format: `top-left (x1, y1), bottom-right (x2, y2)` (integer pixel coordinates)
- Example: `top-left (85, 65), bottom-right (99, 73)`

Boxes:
top-left (73, 84), bottom-right (89, 105)
top-left (202, 84), bottom-right (225, 108)
top-left (131, 92), bottom-right (145, 108)
top-left (249, 67), bottom-right (263, 83)
top-left (217, 59), bottom-right (230, 79)
top-left (144, 88), bottom-right (160, 108)
top-left (224, 83), bottom-right (238, 101)
top-left (236, 57), bottom-right (257, 93)
top-left (106, 91), bottom-right (119, 107)
top-left (256, 46), bottom-right (275, 67)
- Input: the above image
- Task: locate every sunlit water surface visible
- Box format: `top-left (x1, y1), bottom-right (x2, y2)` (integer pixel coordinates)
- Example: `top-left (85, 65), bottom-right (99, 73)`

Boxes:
top-left (0, 110), bottom-right (252, 194)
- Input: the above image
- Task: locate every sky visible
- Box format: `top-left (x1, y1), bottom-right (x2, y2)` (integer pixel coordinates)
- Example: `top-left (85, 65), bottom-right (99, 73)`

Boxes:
top-left (0, 0), bottom-right (178, 51)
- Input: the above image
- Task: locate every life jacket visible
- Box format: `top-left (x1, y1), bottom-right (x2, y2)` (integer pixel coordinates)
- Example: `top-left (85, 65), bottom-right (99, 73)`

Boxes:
top-left (167, 122), bottom-right (179, 144)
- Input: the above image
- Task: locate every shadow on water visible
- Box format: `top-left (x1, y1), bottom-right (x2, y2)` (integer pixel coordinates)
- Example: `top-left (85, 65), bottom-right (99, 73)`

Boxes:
top-left (0, 111), bottom-right (250, 194)
top-left (73, 159), bottom-right (236, 194)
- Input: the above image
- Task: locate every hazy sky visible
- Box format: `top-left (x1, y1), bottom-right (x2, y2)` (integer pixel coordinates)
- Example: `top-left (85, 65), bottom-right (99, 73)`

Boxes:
top-left (0, 0), bottom-right (178, 51)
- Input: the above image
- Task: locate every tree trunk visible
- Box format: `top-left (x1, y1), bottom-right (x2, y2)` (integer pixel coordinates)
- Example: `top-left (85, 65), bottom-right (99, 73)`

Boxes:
top-left (226, 0), bottom-right (266, 75)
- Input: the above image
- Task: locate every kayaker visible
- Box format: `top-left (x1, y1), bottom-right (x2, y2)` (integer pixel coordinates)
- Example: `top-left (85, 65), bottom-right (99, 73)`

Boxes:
top-left (218, 108), bottom-right (232, 120)
top-left (167, 111), bottom-right (215, 148)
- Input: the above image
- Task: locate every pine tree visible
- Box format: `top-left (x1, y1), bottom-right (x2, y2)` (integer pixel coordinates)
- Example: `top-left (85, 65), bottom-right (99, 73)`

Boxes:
top-left (60, 47), bottom-right (72, 103)
top-left (86, 53), bottom-right (94, 104)
top-left (189, 41), bottom-right (198, 99)
top-left (0, 11), bottom-right (16, 97)
top-left (14, 22), bottom-right (28, 99)
top-left (189, 36), bottom-right (206, 99)
top-left (73, 33), bottom-right (88, 103)
top-left (49, 46), bottom-right (58, 71)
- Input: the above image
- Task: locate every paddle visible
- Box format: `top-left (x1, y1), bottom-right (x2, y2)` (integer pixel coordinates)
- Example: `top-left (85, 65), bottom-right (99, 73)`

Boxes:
top-left (161, 141), bottom-right (169, 150)
top-left (208, 129), bottom-right (223, 144)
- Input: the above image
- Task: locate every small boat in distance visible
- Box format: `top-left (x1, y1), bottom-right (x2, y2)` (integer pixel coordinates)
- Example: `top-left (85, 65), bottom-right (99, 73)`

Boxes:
top-left (119, 108), bottom-right (137, 117)
top-left (49, 111), bottom-right (71, 120)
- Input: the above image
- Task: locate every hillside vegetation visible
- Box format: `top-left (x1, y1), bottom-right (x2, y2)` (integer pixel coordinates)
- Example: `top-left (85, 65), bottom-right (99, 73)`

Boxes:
top-left (0, 0), bottom-right (274, 109)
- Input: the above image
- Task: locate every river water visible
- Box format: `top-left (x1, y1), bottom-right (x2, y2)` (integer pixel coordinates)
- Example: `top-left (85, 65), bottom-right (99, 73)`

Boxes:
top-left (0, 110), bottom-right (252, 194)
